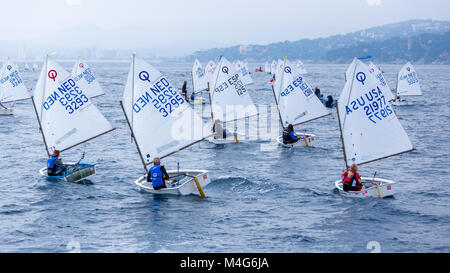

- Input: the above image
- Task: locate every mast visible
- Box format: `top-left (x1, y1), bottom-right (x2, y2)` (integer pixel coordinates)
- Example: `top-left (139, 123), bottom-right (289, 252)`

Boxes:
top-left (120, 100), bottom-right (148, 174)
top-left (131, 53), bottom-right (136, 134)
top-left (335, 102), bottom-right (349, 169)
top-left (34, 55), bottom-right (50, 156)
top-left (271, 84), bottom-right (285, 130)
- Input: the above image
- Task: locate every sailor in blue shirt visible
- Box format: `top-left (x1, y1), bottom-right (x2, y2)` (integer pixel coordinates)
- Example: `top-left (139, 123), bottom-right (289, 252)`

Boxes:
top-left (282, 124), bottom-right (300, 144)
top-left (47, 150), bottom-right (66, 176)
top-left (146, 157), bottom-right (170, 190)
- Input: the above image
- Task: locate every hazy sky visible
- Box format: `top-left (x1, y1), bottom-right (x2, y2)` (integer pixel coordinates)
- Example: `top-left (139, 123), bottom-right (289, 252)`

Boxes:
top-left (3, 0), bottom-right (450, 46)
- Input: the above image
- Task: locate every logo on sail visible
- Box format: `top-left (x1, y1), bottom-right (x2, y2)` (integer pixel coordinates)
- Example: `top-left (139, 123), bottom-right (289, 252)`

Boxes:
top-left (48, 70), bottom-right (58, 81)
top-left (139, 71), bottom-right (151, 82)
top-left (356, 72), bottom-right (366, 85)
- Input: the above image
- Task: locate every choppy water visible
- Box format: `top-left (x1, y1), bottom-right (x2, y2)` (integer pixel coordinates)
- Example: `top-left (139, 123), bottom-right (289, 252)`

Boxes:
top-left (1, 61), bottom-right (449, 252)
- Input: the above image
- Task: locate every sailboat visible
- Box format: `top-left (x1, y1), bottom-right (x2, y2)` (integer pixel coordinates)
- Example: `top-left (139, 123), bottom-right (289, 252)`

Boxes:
top-left (121, 54), bottom-right (212, 196)
top-left (264, 61), bottom-right (270, 73)
top-left (0, 58), bottom-right (31, 115)
top-left (235, 60), bottom-right (254, 85)
top-left (207, 56), bottom-right (258, 144)
top-left (32, 55), bottom-right (115, 182)
top-left (272, 59), bottom-right (330, 147)
top-left (334, 58), bottom-right (415, 198)
top-left (391, 62), bottom-right (421, 106)
top-left (368, 62), bottom-right (395, 102)
top-left (204, 60), bottom-right (216, 86)
top-left (295, 59), bottom-right (307, 74)
top-left (32, 63), bottom-right (39, 72)
top-left (71, 58), bottom-right (105, 98)
top-left (270, 60), bottom-right (277, 75)
top-left (190, 58), bottom-right (208, 105)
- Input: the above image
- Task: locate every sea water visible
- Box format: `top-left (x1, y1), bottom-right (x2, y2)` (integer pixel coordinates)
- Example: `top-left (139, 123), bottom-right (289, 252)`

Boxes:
top-left (0, 61), bottom-right (449, 252)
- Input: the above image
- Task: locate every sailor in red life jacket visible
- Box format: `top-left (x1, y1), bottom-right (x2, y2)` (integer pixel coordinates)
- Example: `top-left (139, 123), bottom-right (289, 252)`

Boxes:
top-left (341, 163), bottom-right (363, 192)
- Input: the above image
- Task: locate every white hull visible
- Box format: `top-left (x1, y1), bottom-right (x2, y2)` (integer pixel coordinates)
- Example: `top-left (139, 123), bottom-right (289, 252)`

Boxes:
top-left (390, 99), bottom-right (410, 106)
top-left (276, 133), bottom-right (316, 148)
top-left (0, 108), bottom-right (13, 116)
top-left (334, 177), bottom-right (395, 198)
top-left (134, 169), bottom-right (211, 196)
top-left (207, 131), bottom-right (244, 144)
top-left (40, 162), bottom-right (96, 183)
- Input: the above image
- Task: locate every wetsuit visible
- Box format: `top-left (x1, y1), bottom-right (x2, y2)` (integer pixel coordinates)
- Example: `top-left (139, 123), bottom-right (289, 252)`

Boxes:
top-left (341, 171), bottom-right (362, 192)
top-left (282, 129), bottom-right (299, 144)
top-left (190, 93), bottom-right (195, 102)
top-left (181, 82), bottom-right (188, 101)
top-left (147, 165), bottom-right (170, 190)
top-left (47, 157), bottom-right (66, 176)
top-left (325, 95), bottom-right (334, 108)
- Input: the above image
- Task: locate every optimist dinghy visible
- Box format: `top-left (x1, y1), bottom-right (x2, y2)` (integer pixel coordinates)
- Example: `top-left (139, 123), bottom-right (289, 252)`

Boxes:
top-left (272, 59), bottom-right (330, 147)
top-left (391, 62), bottom-right (421, 106)
top-left (32, 55), bottom-right (115, 183)
top-left (189, 59), bottom-right (208, 106)
top-left (334, 58), bottom-right (415, 198)
top-left (0, 58), bottom-right (31, 115)
top-left (206, 56), bottom-right (258, 144)
top-left (121, 54), bottom-right (213, 197)
top-left (71, 58), bottom-right (105, 98)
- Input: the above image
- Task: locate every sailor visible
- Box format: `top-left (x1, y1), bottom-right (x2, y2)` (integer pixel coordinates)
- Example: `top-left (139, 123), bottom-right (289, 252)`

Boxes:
top-left (325, 95), bottom-right (334, 108)
top-left (47, 150), bottom-right (66, 176)
top-left (190, 92), bottom-right (196, 102)
top-left (314, 87), bottom-right (323, 99)
top-left (181, 81), bottom-right (188, 101)
top-left (212, 120), bottom-right (229, 139)
top-left (341, 163), bottom-right (363, 192)
top-left (282, 124), bottom-right (299, 145)
top-left (147, 157), bottom-right (170, 190)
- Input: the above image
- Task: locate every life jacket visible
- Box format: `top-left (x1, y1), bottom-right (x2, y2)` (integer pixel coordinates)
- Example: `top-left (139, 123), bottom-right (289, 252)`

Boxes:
top-left (150, 165), bottom-right (164, 188)
top-left (47, 157), bottom-right (57, 170)
top-left (342, 171), bottom-right (361, 191)
top-left (282, 129), bottom-right (291, 142)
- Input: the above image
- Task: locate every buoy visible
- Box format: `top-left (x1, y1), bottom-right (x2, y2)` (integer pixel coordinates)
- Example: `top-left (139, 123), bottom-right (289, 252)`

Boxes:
top-left (376, 183), bottom-right (382, 199)
top-left (304, 136), bottom-right (309, 147)
top-left (193, 176), bottom-right (206, 198)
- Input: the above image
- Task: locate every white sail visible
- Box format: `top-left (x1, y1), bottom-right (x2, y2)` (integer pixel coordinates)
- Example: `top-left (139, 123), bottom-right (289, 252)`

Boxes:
top-left (338, 59), bottom-right (414, 166)
top-left (396, 62), bottom-right (421, 96)
top-left (234, 60), bottom-right (253, 85)
top-left (295, 60), bottom-right (307, 74)
top-left (71, 58), bottom-right (105, 98)
top-left (0, 59), bottom-right (30, 103)
top-left (122, 56), bottom-right (210, 164)
top-left (192, 59), bottom-right (208, 93)
top-left (264, 62), bottom-right (270, 73)
top-left (368, 62), bottom-right (394, 101)
top-left (33, 56), bottom-right (114, 154)
top-left (272, 59), bottom-right (285, 100)
top-left (210, 57), bottom-right (258, 123)
top-left (270, 60), bottom-right (277, 75)
top-left (277, 60), bottom-right (330, 127)
top-left (204, 60), bottom-right (216, 86)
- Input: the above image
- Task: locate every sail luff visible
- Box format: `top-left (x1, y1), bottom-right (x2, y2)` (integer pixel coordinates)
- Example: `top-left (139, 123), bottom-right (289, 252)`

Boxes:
top-left (336, 102), bottom-right (349, 169)
top-left (31, 96), bottom-right (50, 156)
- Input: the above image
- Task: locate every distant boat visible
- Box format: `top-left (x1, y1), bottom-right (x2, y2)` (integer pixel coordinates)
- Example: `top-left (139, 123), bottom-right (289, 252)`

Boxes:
top-left (32, 63), bottom-right (39, 72)
top-left (391, 62), bottom-right (421, 106)
top-left (295, 60), bottom-right (307, 74)
top-left (32, 55), bottom-right (115, 183)
top-left (272, 59), bottom-right (330, 148)
top-left (264, 61), bottom-right (270, 73)
top-left (24, 64), bottom-right (30, 71)
top-left (71, 58), bottom-right (105, 98)
top-left (121, 54), bottom-right (212, 196)
top-left (334, 58), bottom-right (415, 198)
top-left (0, 58), bottom-right (31, 115)
top-left (207, 56), bottom-right (258, 144)
top-left (234, 60), bottom-right (253, 85)
top-left (204, 60), bottom-right (216, 87)
top-left (368, 62), bottom-right (395, 102)
top-left (270, 60), bottom-right (276, 75)
top-left (190, 58), bottom-right (208, 105)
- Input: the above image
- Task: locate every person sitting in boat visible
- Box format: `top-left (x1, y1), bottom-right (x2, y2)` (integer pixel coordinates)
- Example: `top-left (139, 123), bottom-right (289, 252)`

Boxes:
top-left (314, 87), bottom-right (323, 100)
top-left (282, 124), bottom-right (300, 145)
top-left (190, 92), bottom-right (196, 102)
top-left (147, 157), bottom-right (170, 190)
top-left (325, 95), bottom-right (334, 108)
top-left (212, 120), bottom-right (229, 139)
top-left (341, 163), bottom-right (363, 192)
top-left (47, 150), bottom-right (66, 176)
top-left (181, 81), bottom-right (188, 101)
